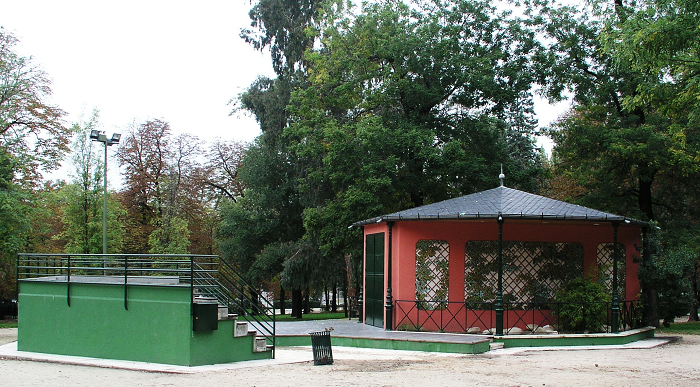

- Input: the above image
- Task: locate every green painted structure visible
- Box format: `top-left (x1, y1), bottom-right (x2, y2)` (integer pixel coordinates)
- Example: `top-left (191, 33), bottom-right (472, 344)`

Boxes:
top-left (276, 334), bottom-right (491, 354)
top-left (492, 327), bottom-right (656, 348)
top-left (18, 278), bottom-right (272, 366)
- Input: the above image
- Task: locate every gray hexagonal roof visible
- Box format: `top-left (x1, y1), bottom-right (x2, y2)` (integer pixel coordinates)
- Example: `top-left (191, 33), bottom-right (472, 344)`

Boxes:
top-left (352, 186), bottom-right (646, 227)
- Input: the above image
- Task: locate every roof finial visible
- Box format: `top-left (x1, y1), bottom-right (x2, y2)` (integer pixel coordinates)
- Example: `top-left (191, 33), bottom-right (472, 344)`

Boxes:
top-left (499, 164), bottom-right (505, 187)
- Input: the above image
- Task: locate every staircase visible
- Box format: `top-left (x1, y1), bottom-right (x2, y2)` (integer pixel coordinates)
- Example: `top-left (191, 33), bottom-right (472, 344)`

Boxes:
top-left (191, 257), bottom-right (275, 357)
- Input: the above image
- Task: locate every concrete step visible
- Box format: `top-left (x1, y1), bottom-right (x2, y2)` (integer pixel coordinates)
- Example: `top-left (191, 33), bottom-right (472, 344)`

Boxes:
top-left (253, 337), bottom-right (269, 352)
top-left (489, 342), bottom-right (504, 350)
top-left (234, 321), bottom-right (248, 337)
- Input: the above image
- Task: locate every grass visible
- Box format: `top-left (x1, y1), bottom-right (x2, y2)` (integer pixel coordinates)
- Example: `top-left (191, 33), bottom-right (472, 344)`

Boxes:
top-left (656, 321), bottom-right (700, 335)
top-left (240, 311), bottom-right (347, 322)
top-left (0, 319), bottom-right (18, 329)
top-left (274, 312), bottom-right (347, 322)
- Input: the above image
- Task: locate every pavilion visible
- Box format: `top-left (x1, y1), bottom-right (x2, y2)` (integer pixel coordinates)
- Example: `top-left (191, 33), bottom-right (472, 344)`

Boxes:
top-left (352, 183), bottom-right (648, 335)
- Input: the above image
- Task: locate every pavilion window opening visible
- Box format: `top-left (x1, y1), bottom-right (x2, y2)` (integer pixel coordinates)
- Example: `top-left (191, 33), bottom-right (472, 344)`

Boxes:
top-left (415, 239), bottom-right (450, 310)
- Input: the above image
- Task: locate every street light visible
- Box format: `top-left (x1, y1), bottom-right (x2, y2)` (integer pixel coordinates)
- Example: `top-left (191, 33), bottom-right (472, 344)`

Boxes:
top-left (90, 130), bottom-right (121, 254)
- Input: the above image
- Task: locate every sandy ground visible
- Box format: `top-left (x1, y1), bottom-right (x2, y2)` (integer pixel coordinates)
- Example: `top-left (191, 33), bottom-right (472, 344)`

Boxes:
top-left (0, 328), bottom-right (698, 387)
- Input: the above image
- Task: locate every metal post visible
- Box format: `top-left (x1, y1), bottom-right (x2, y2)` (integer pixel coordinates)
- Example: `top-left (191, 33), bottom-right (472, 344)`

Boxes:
top-left (496, 214), bottom-right (504, 336)
top-left (90, 131), bottom-right (120, 255)
top-left (124, 255), bottom-right (129, 310)
top-left (102, 142), bottom-right (108, 255)
top-left (67, 254), bottom-right (71, 307)
top-left (611, 222), bottom-right (620, 333)
top-left (385, 222), bottom-right (394, 330)
top-left (190, 255), bottom-right (195, 318)
top-left (357, 287), bottom-right (363, 322)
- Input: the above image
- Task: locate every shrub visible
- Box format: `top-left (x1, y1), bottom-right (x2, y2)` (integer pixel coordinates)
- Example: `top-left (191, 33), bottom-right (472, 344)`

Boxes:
top-left (554, 277), bottom-right (611, 333)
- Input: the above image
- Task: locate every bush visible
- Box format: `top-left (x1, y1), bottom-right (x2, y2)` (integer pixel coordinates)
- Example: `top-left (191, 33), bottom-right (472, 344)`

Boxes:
top-left (554, 277), bottom-right (611, 333)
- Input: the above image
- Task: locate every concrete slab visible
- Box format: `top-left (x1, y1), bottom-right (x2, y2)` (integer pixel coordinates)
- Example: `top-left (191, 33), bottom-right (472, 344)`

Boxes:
top-left (0, 341), bottom-right (310, 374)
top-left (486, 336), bottom-right (678, 356)
top-left (276, 319), bottom-right (488, 345)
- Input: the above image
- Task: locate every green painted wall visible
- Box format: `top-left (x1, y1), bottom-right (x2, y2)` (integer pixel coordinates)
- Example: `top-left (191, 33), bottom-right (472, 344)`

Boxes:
top-left (18, 280), bottom-right (271, 366)
top-left (493, 328), bottom-right (656, 348)
top-left (275, 335), bottom-right (490, 354)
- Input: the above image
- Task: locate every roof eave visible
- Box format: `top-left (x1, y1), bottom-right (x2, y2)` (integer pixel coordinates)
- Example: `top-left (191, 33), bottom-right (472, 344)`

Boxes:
top-left (351, 214), bottom-right (648, 228)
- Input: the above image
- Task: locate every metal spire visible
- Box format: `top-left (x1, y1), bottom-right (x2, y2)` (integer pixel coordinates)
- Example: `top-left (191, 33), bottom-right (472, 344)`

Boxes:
top-left (499, 164), bottom-right (505, 187)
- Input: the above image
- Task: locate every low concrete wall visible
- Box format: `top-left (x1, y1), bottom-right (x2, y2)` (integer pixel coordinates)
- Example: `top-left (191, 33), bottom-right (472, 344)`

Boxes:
top-left (493, 327), bottom-right (656, 348)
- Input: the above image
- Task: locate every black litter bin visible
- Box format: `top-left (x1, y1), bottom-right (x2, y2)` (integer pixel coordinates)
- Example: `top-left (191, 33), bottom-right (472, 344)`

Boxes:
top-left (309, 331), bottom-right (333, 365)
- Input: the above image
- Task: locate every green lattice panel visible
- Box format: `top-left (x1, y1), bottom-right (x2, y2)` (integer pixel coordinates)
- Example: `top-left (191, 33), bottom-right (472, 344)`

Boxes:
top-left (415, 240), bottom-right (449, 310)
top-left (597, 243), bottom-right (626, 299)
top-left (465, 241), bottom-right (583, 303)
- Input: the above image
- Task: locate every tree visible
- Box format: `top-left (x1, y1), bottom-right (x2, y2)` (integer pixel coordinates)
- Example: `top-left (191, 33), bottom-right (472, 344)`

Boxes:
top-left (601, 0), bottom-right (700, 133)
top-left (227, 0), bottom-right (548, 319)
top-left (241, 0), bottom-right (341, 76)
top-left (286, 0), bottom-right (546, 293)
top-left (57, 110), bottom-right (124, 254)
top-left (117, 119), bottom-right (171, 253)
top-left (0, 29), bottom-right (71, 299)
top-left (117, 120), bottom-right (218, 255)
top-left (532, 0), bottom-right (700, 325)
top-left (187, 139), bottom-right (248, 255)
top-left (0, 29), bottom-right (71, 186)
top-left (196, 140), bottom-right (247, 204)
top-left (221, 0), bottom-right (336, 317)
top-left (0, 149), bottom-right (29, 299)
top-left (25, 181), bottom-right (67, 254)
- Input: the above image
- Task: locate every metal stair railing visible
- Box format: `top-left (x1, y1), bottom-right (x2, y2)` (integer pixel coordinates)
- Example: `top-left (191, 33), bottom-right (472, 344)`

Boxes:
top-left (190, 256), bottom-right (275, 357)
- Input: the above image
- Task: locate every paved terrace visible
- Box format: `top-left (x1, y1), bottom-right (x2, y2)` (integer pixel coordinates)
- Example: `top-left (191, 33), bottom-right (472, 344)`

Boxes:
top-left (276, 318), bottom-right (488, 346)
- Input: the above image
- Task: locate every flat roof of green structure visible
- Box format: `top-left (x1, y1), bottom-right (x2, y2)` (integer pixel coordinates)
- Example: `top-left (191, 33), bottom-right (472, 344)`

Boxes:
top-left (21, 275), bottom-right (183, 286)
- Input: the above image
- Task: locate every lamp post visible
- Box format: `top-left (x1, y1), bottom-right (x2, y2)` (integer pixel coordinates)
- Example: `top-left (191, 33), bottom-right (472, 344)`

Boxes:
top-left (90, 130), bottom-right (121, 254)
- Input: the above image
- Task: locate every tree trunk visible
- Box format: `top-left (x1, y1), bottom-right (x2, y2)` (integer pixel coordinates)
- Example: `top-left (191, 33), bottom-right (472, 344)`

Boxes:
top-left (292, 289), bottom-right (303, 319)
top-left (331, 285), bottom-right (337, 313)
top-left (638, 177), bottom-right (654, 221)
top-left (645, 287), bottom-right (660, 328)
top-left (343, 283), bottom-right (349, 318)
top-left (641, 228), bottom-right (660, 327)
top-left (279, 287), bottom-right (286, 315)
top-left (689, 262), bottom-right (699, 322)
top-left (303, 287), bottom-right (311, 315)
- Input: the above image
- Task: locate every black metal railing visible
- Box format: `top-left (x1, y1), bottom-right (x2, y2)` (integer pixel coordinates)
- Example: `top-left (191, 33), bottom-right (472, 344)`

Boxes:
top-left (394, 299), bottom-right (642, 334)
top-left (17, 253), bottom-right (275, 356)
top-left (189, 256), bottom-right (276, 354)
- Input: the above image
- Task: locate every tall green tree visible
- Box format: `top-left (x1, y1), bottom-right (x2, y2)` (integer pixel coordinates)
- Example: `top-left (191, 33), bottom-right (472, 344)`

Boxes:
top-left (533, 0), bottom-right (700, 325)
top-left (226, 0), bottom-right (548, 318)
top-left (288, 0), bottom-right (545, 273)
top-left (223, 0), bottom-right (338, 317)
top-left (0, 149), bottom-right (29, 299)
top-left (60, 110), bottom-right (124, 254)
top-left (0, 29), bottom-right (71, 299)
top-left (0, 29), bottom-right (71, 187)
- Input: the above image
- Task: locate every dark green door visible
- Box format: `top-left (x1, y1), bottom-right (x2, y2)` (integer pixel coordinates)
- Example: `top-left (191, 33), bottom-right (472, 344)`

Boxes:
top-left (365, 233), bottom-right (385, 328)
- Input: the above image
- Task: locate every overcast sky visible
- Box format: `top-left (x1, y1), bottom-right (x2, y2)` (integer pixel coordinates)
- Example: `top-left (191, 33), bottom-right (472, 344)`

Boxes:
top-left (2, 1), bottom-right (566, 183)
top-left (3, 1), bottom-right (274, 144)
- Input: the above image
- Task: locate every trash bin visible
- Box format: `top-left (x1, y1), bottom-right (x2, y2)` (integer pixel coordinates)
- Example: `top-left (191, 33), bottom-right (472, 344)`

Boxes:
top-left (309, 331), bottom-right (333, 365)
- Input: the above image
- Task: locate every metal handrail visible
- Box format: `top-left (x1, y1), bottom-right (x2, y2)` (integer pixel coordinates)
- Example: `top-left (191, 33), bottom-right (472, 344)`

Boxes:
top-left (190, 257), bottom-right (275, 356)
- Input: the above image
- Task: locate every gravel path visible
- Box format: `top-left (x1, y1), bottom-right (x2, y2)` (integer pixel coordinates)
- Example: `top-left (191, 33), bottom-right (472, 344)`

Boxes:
top-left (1, 328), bottom-right (697, 386)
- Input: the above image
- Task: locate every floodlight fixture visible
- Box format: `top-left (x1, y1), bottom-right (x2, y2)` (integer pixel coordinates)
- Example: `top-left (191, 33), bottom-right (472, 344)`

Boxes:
top-left (110, 133), bottom-right (121, 145)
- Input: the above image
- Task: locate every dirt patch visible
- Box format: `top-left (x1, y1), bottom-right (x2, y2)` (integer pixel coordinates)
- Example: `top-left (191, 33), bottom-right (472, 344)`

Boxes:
top-left (1, 329), bottom-right (698, 386)
top-left (0, 328), bottom-right (17, 346)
